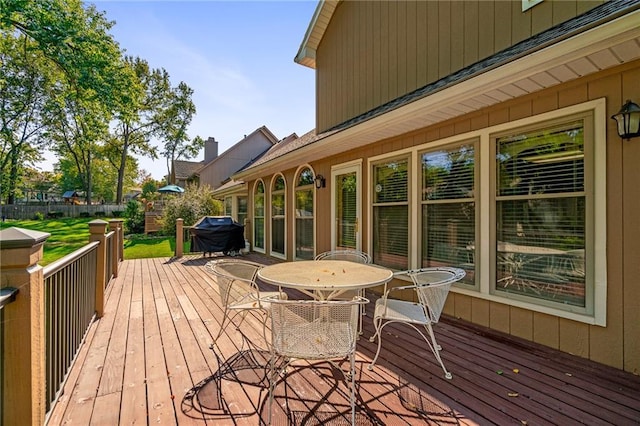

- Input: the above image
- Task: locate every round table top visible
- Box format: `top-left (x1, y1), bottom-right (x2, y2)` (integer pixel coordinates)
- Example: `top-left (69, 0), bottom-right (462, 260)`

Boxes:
top-left (257, 260), bottom-right (393, 292)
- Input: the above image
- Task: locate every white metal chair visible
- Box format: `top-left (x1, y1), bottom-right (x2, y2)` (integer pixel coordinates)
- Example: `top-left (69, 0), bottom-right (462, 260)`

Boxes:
top-left (314, 249), bottom-right (372, 264)
top-left (205, 259), bottom-right (285, 347)
top-left (315, 249), bottom-right (372, 334)
top-left (267, 296), bottom-right (368, 425)
top-left (368, 267), bottom-right (466, 379)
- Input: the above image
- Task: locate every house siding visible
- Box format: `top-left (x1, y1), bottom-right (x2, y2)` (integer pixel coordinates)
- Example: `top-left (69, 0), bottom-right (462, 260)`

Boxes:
top-left (315, 0), bottom-right (605, 133)
top-left (246, 61), bottom-right (640, 372)
top-left (198, 132), bottom-right (275, 190)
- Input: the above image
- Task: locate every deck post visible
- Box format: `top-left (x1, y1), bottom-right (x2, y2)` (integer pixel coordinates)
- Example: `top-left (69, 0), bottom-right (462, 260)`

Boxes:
top-left (89, 220), bottom-right (107, 318)
top-left (176, 218), bottom-right (184, 258)
top-left (0, 227), bottom-right (49, 426)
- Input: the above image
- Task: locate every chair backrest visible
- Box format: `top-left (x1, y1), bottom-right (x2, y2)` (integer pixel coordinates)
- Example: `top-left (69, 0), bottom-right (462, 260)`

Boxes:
top-left (269, 297), bottom-right (368, 360)
top-left (315, 249), bottom-right (372, 264)
top-left (210, 259), bottom-right (264, 281)
top-left (205, 260), bottom-right (263, 308)
top-left (400, 267), bottom-right (466, 324)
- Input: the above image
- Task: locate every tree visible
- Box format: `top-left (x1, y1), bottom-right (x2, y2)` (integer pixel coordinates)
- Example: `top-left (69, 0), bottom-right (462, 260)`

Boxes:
top-left (158, 82), bottom-right (204, 183)
top-left (0, 34), bottom-right (57, 203)
top-left (46, 84), bottom-right (111, 205)
top-left (105, 57), bottom-right (169, 204)
top-left (1, 0), bottom-right (125, 111)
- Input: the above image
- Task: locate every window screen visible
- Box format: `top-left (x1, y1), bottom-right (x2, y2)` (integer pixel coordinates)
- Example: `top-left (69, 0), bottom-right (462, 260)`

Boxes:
top-left (295, 168), bottom-right (314, 260)
top-left (373, 159), bottom-right (409, 269)
top-left (421, 143), bottom-right (476, 285)
top-left (254, 181), bottom-right (265, 250)
top-left (495, 121), bottom-right (586, 306)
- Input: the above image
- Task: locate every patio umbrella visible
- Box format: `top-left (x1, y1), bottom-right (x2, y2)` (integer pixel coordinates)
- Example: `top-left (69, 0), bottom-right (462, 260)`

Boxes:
top-left (158, 184), bottom-right (185, 194)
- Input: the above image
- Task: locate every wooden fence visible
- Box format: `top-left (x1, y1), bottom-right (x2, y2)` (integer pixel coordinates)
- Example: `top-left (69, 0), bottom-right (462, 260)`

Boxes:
top-left (0, 204), bottom-right (126, 220)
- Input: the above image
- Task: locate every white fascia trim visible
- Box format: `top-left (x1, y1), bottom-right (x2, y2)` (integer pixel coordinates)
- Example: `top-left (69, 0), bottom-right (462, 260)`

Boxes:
top-left (295, 1), bottom-right (337, 69)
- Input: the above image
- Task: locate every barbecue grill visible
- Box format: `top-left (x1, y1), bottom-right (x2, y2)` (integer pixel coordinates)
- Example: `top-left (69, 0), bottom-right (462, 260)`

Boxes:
top-left (190, 216), bottom-right (245, 256)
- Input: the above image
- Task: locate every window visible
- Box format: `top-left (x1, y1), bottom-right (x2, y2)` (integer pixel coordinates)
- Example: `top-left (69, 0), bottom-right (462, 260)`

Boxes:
top-left (295, 167), bottom-right (315, 260)
top-left (494, 120), bottom-right (586, 308)
top-left (371, 99), bottom-right (605, 324)
top-left (421, 142), bottom-right (476, 286)
top-left (271, 174), bottom-right (286, 257)
top-left (224, 196), bottom-right (232, 217)
top-left (254, 181), bottom-right (265, 251)
top-left (372, 158), bottom-right (409, 270)
top-left (237, 196), bottom-right (247, 227)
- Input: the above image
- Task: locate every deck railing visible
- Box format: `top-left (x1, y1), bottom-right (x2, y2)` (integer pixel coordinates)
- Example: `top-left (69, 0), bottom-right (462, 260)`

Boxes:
top-left (43, 243), bottom-right (98, 412)
top-left (0, 288), bottom-right (19, 426)
top-left (0, 219), bottom-right (123, 426)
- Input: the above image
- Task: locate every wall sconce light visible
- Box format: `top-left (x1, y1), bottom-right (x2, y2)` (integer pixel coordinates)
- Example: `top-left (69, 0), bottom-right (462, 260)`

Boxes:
top-left (611, 99), bottom-right (640, 140)
top-left (314, 174), bottom-right (326, 189)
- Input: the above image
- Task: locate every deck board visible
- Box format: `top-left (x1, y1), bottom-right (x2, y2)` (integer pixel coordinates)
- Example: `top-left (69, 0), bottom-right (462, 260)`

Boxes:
top-left (47, 254), bottom-right (640, 425)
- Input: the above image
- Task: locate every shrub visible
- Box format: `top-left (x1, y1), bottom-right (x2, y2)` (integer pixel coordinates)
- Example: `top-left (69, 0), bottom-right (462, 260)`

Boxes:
top-left (34, 211), bottom-right (44, 220)
top-left (124, 200), bottom-right (145, 234)
top-left (159, 184), bottom-right (223, 236)
top-left (79, 212), bottom-right (91, 218)
top-left (95, 211), bottom-right (105, 217)
top-left (47, 211), bottom-right (64, 219)
top-left (112, 210), bottom-right (123, 218)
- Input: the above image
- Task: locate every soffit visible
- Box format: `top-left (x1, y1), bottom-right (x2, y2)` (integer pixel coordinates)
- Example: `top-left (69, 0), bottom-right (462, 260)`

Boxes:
top-left (294, 0), bottom-right (339, 68)
top-left (237, 6), bottom-right (640, 180)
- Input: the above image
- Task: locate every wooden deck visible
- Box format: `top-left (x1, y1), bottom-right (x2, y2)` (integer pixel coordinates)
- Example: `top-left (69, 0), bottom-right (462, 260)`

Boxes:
top-left (47, 254), bottom-right (640, 425)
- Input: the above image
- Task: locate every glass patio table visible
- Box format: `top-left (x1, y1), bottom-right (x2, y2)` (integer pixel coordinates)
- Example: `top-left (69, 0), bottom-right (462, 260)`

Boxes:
top-left (257, 260), bottom-right (393, 300)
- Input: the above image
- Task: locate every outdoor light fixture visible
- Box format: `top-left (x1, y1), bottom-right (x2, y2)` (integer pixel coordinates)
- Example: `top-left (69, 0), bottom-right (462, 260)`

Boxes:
top-left (611, 99), bottom-right (640, 140)
top-left (314, 174), bottom-right (326, 189)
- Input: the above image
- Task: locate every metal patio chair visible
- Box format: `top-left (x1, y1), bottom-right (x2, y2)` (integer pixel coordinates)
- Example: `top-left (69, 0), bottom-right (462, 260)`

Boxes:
top-left (205, 259), bottom-right (285, 348)
top-left (314, 249), bottom-right (372, 264)
top-left (368, 267), bottom-right (466, 379)
top-left (267, 296), bottom-right (368, 425)
top-left (315, 249), bottom-right (372, 333)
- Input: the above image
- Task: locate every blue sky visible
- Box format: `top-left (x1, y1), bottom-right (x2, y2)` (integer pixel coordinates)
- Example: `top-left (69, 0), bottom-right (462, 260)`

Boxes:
top-left (90, 0), bottom-right (318, 179)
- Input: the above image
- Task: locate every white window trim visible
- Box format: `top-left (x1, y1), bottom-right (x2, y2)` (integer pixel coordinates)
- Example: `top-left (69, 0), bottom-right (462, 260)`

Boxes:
top-left (270, 174), bottom-right (287, 260)
top-left (371, 98), bottom-right (607, 326)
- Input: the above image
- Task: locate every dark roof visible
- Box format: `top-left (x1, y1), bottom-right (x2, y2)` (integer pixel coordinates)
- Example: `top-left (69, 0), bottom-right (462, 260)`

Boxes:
top-left (244, 0), bottom-right (640, 171)
top-left (62, 191), bottom-right (79, 198)
top-left (173, 160), bottom-right (203, 179)
top-left (243, 129), bottom-right (319, 170)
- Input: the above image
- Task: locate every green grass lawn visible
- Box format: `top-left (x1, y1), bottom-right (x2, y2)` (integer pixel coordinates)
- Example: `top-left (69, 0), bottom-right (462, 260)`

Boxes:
top-left (0, 218), bottom-right (184, 265)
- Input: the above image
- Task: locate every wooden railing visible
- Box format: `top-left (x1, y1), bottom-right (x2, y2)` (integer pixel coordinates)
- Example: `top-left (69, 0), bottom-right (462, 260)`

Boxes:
top-left (0, 287), bottom-right (19, 426)
top-left (43, 243), bottom-right (99, 412)
top-left (0, 219), bottom-right (123, 426)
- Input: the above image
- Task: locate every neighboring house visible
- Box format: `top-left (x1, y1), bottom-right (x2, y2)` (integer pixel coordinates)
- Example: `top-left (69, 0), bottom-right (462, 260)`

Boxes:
top-left (232, 0), bottom-right (640, 373)
top-left (171, 159), bottom-right (203, 188)
top-left (198, 126), bottom-right (279, 190)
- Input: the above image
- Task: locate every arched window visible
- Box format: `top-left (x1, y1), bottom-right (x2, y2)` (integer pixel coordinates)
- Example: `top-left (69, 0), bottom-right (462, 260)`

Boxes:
top-left (253, 180), bottom-right (265, 251)
top-left (271, 175), bottom-right (286, 257)
top-left (295, 167), bottom-right (315, 259)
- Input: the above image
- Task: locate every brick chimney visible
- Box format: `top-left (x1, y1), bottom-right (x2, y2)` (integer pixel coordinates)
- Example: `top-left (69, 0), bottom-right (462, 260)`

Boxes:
top-left (204, 137), bottom-right (218, 163)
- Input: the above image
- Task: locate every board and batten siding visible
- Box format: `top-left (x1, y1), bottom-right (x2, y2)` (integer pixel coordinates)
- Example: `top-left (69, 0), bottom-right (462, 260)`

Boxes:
top-left (315, 0), bottom-right (605, 133)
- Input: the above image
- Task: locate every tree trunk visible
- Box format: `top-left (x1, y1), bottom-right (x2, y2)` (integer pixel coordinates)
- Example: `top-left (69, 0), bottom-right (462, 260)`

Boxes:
top-left (7, 151), bottom-right (20, 205)
top-left (116, 131), bottom-right (129, 205)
